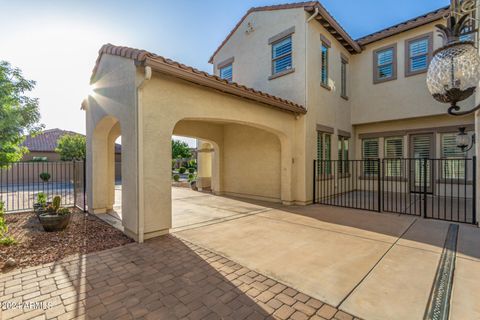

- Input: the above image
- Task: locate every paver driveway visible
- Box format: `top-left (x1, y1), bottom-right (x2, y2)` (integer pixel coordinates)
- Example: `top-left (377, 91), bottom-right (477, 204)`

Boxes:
top-left (2, 187), bottom-right (479, 319)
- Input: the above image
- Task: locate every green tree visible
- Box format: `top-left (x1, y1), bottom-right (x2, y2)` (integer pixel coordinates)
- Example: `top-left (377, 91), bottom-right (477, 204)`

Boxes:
top-left (0, 61), bottom-right (43, 166)
top-left (55, 134), bottom-right (86, 161)
top-left (172, 139), bottom-right (192, 159)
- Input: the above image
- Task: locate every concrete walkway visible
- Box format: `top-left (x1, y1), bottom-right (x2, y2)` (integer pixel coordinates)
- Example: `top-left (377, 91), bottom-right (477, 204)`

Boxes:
top-left (171, 189), bottom-right (480, 320)
top-left (98, 187), bottom-right (479, 319)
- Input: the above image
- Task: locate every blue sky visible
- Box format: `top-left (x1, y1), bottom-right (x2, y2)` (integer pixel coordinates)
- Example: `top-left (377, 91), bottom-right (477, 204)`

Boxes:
top-left (0, 0), bottom-right (449, 145)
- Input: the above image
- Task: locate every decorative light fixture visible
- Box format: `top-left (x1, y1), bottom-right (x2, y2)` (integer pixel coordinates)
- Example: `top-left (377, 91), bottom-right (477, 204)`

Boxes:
top-left (426, 0), bottom-right (480, 116)
top-left (456, 127), bottom-right (476, 151)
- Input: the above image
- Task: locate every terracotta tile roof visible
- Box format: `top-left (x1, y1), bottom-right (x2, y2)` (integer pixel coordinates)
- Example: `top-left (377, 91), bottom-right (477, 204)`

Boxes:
top-left (92, 44), bottom-right (306, 115)
top-left (208, 1), bottom-right (360, 63)
top-left (23, 129), bottom-right (121, 153)
top-left (356, 6), bottom-right (449, 46)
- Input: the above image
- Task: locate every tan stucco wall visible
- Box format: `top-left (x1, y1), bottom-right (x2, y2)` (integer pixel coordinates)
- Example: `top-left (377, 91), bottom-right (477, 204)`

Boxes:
top-left (223, 123), bottom-right (281, 201)
top-left (350, 22), bottom-right (475, 125)
top-left (138, 71), bottom-right (300, 239)
top-left (212, 8), bottom-right (306, 106)
top-left (86, 54), bottom-right (141, 239)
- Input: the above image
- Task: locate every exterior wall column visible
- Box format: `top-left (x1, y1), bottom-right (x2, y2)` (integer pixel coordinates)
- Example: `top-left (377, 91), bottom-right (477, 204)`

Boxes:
top-left (280, 137), bottom-right (294, 205)
top-left (196, 141), bottom-right (213, 191)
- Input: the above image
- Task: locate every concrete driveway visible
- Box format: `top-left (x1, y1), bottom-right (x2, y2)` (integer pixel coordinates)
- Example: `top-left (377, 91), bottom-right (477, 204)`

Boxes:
top-left (172, 188), bottom-right (480, 320)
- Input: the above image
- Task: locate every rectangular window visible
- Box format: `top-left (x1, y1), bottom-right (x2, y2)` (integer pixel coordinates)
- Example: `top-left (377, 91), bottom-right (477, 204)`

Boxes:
top-left (317, 132), bottom-right (331, 175)
top-left (373, 45), bottom-right (397, 83)
top-left (341, 58), bottom-right (348, 98)
top-left (362, 138), bottom-right (379, 176)
top-left (405, 33), bottom-right (432, 76)
top-left (338, 136), bottom-right (349, 174)
top-left (384, 137), bottom-right (404, 177)
top-left (441, 133), bottom-right (466, 179)
top-left (272, 36), bottom-right (293, 75)
top-left (321, 43), bottom-right (329, 86)
top-left (219, 64), bottom-right (233, 81)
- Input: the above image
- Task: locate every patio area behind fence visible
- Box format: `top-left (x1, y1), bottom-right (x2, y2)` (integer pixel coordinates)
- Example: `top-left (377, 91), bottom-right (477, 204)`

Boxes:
top-left (314, 158), bottom-right (477, 225)
top-left (0, 161), bottom-right (86, 212)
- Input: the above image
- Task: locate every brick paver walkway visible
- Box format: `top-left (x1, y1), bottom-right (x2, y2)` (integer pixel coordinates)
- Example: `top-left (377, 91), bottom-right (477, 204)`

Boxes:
top-left (0, 235), bottom-right (360, 320)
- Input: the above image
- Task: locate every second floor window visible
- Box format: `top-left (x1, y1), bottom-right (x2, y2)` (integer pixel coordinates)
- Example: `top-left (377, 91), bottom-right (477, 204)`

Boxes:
top-left (341, 57), bottom-right (348, 98)
top-left (219, 64), bottom-right (233, 82)
top-left (374, 45), bottom-right (396, 84)
top-left (321, 43), bottom-right (329, 86)
top-left (406, 33), bottom-right (432, 76)
top-left (272, 36), bottom-right (292, 75)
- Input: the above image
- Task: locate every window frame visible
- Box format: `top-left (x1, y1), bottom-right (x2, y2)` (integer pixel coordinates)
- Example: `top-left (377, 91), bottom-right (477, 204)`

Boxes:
top-left (362, 138), bottom-right (380, 176)
top-left (317, 130), bottom-right (332, 176)
top-left (219, 64), bottom-right (233, 82)
top-left (405, 32), bottom-right (433, 77)
top-left (338, 135), bottom-right (350, 174)
top-left (373, 43), bottom-right (397, 84)
top-left (217, 57), bottom-right (234, 81)
top-left (268, 27), bottom-right (295, 80)
top-left (384, 136), bottom-right (404, 177)
top-left (440, 132), bottom-right (468, 180)
top-left (340, 54), bottom-right (348, 99)
top-left (320, 36), bottom-right (330, 89)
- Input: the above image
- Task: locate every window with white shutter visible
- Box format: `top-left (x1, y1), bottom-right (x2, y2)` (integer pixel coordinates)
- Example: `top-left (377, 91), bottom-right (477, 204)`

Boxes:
top-left (272, 36), bottom-right (293, 75)
top-left (362, 138), bottom-right (379, 176)
top-left (384, 137), bottom-right (403, 177)
top-left (374, 45), bottom-right (396, 83)
top-left (338, 136), bottom-right (349, 174)
top-left (219, 64), bottom-right (233, 81)
top-left (441, 133), bottom-right (466, 179)
top-left (317, 132), bottom-right (331, 175)
top-left (406, 33), bottom-right (432, 76)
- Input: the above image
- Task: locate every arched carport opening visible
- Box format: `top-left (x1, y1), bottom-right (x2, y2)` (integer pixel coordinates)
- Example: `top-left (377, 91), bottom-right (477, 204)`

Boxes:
top-left (170, 119), bottom-right (284, 230)
top-left (90, 115), bottom-right (123, 224)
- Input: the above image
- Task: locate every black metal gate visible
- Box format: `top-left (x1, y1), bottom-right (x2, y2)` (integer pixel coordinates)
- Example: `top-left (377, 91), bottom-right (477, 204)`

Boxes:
top-left (0, 160), bottom-right (86, 213)
top-left (313, 158), bottom-right (477, 225)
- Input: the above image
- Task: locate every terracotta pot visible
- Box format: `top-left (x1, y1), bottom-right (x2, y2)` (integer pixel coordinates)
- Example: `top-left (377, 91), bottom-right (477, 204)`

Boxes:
top-left (38, 212), bottom-right (71, 232)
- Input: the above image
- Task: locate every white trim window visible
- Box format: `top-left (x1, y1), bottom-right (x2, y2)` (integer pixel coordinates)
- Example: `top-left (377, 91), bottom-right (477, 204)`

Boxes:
top-left (317, 132), bottom-right (331, 175)
top-left (384, 137), bottom-right (404, 177)
top-left (362, 138), bottom-right (379, 176)
top-left (219, 64), bottom-right (233, 82)
top-left (441, 133), bottom-right (467, 179)
top-left (321, 43), bottom-right (329, 86)
top-left (338, 136), bottom-right (349, 174)
top-left (272, 36), bottom-right (293, 75)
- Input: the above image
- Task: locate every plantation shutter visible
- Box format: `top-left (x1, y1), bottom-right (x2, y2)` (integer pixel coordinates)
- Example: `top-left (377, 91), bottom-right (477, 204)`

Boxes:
top-left (362, 139), bottom-right (379, 176)
top-left (442, 133), bottom-right (466, 179)
top-left (385, 137), bottom-right (403, 177)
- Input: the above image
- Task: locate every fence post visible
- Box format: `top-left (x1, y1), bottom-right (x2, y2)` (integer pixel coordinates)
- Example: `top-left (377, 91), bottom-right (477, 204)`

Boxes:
top-left (83, 158), bottom-right (87, 212)
top-left (73, 161), bottom-right (77, 208)
top-left (313, 160), bottom-right (317, 204)
top-left (423, 158), bottom-right (427, 219)
top-left (378, 159), bottom-right (382, 212)
top-left (473, 156), bottom-right (477, 226)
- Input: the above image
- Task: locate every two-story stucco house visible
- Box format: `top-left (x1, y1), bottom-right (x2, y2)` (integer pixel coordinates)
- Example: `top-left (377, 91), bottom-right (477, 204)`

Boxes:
top-left (86, 1), bottom-right (478, 241)
top-left (210, 2), bottom-right (475, 179)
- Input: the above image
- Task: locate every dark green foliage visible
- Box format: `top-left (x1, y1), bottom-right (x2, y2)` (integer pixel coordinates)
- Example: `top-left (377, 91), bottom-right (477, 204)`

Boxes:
top-left (179, 167), bottom-right (186, 174)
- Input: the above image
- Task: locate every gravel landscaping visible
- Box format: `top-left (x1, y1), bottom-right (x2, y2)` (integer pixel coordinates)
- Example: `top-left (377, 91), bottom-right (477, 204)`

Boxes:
top-left (0, 209), bottom-right (133, 271)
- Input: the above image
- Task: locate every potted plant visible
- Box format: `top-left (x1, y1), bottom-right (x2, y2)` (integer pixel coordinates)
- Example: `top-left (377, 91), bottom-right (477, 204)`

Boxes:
top-left (33, 193), bottom-right (51, 216)
top-left (38, 196), bottom-right (72, 232)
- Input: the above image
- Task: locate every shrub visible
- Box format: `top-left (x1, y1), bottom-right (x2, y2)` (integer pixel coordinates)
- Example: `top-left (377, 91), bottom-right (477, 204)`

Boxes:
top-left (173, 174), bottom-right (180, 182)
top-left (39, 172), bottom-right (51, 182)
top-left (188, 168), bottom-right (195, 174)
top-left (0, 202), bottom-right (15, 246)
top-left (179, 167), bottom-right (186, 174)
top-left (188, 160), bottom-right (197, 169)
top-left (36, 192), bottom-right (47, 205)
top-left (188, 174), bottom-right (195, 182)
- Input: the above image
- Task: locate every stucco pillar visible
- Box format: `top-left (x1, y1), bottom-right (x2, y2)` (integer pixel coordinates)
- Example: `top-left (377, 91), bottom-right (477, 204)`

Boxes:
top-left (280, 138), bottom-right (294, 205)
top-left (197, 141), bottom-right (213, 191)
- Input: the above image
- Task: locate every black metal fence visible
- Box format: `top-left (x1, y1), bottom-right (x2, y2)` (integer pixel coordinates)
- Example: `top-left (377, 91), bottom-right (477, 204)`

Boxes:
top-left (0, 160), bottom-right (86, 213)
top-left (313, 158), bottom-right (476, 225)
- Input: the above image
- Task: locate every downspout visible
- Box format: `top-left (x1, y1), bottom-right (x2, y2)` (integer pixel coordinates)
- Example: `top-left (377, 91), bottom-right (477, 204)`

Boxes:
top-left (305, 7), bottom-right (319, 108)
top-left (136, 65), bottom-right (152, 243)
